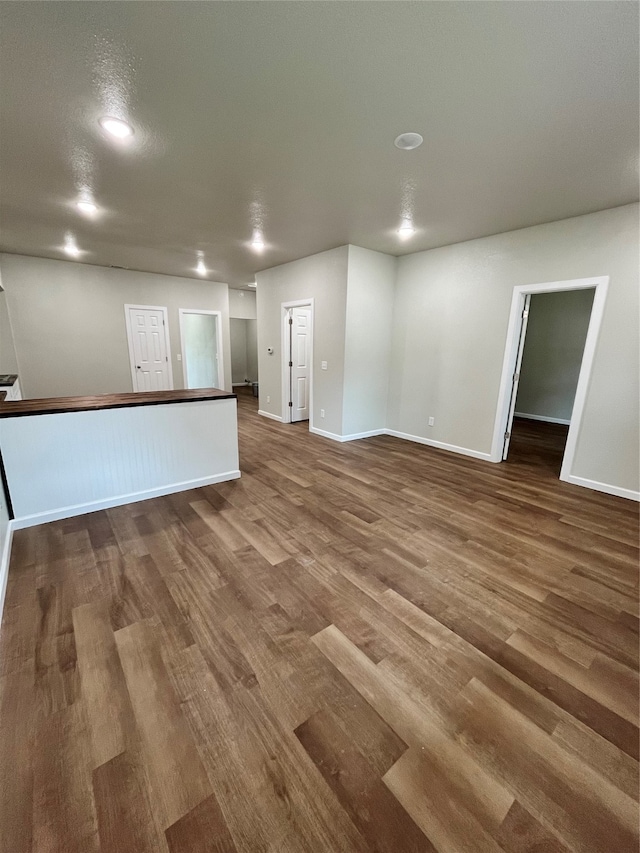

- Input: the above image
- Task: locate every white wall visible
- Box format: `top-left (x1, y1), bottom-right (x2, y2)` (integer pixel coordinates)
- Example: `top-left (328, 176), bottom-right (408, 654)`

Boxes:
top-left (230, 318), bottom-right (258, 385)
top-left (342, 246), bottom-right (396, 435)
top-left (0, 270), bottom-right (14, 619)
top-left (246, 319), bottom-right (258, 383)
top-left (515, 289), bottom-right (594, 422)
top-left (230, 318), bottom-right (248, 384)
top-left (0, 288), bottom-right (19, 377)
top-left (0, 254), bottom-right (232, 398)
top-left (229, 289), bottom-right (257, 320)
top-left (389, 204), bottom-right (639, 494)
top-left (0, 479), bottom-right (11, 620)
top-left (256, 246), bottom-right (349, 434)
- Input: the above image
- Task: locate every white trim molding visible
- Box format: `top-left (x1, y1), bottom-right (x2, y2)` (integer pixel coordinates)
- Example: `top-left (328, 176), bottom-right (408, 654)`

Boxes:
top-left (514, 412), bottom-right (571, 426)
top-left (563, 475), bottom-right (640, 502)
top-left (0, 521), bottom-right (15, 626)
top-left (179, 308), bottom-right (225, 391)
top-left (385, 429), bottom-right (493, 461)
top-left (309, 425), bottom-right (491, 458)
top-left (281, 298), bottom-right (315, 425)
top-left (258, 410), bottom-right (283, 422)
top-left (491, 276), bottom-right (609, 487)
top-left (10, 471), bottom-right (241, 530)
top-left (309, 426), bottom-right (386, 443)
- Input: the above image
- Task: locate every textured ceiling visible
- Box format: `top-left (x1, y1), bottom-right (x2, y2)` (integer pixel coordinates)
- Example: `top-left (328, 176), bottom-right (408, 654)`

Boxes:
top-left (0, 2), bottom-right (638, 289)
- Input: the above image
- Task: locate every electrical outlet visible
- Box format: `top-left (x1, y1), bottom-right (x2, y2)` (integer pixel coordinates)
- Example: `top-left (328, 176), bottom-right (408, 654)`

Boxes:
top-left (177, 353), bottom-right (182, 361)
top-left (267, 395), bottom-right (270, 403)
top-left (428, 416), bottom-right (435, 427)
top-left (320, 409), bottom-right (325, 418)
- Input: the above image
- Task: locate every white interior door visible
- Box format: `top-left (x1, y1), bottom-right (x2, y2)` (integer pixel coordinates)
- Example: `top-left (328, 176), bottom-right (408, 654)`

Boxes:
top-left (289, 306), bottom-right (311, 422)
top-left (502, 294), bottom-right (531, 459)
top-left (126, 306), bottom-right (172, 392)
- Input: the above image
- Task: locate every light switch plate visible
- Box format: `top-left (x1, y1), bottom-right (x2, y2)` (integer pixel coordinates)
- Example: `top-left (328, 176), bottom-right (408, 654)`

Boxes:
top-left (321, 361), bottom-right (328, 370)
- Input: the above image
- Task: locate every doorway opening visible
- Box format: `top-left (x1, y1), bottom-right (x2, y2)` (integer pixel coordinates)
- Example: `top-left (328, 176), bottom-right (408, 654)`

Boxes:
top-left (491, 276), bottom-right (608, 483)
top-left (124, 304), bottom-right (174, 392)
top-left (230, 317), bottom-right (258, 392)
top-left (179, 309), bottom-right (224, 390)
top-left (281, 299), bottom-right (313, 424)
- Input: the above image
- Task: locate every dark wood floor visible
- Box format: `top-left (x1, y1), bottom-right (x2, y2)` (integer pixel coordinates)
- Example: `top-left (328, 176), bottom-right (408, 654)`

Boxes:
top-left (508, 416), bottom-right (570, 478)
top-left (1, 389), bottom-right (638, 853)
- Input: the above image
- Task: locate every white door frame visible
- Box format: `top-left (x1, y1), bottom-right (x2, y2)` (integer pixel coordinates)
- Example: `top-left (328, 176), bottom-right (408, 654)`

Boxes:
top-left (178, 308), bottom-right (225, 390)
top-left (281, 298), bottom-right (314, 424)
top-left (124, 304), bottom-right (174, 391)
top-left (490, 276), bottom-right (608, 483)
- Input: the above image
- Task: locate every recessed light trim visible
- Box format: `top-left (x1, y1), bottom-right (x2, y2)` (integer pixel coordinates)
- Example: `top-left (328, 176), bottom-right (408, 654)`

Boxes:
top-left (63, 236), bottom-right (81, 257)
top-left (77, 200), bottom-right (98, 215)
top-left (394, 132), bottom-right (423, 151)
top-left (99, 116), bottom-right (134, 140)
top-left (251, 231), bottom-right (265, 252)
top-left (397, 221), bottom-right (416, 239)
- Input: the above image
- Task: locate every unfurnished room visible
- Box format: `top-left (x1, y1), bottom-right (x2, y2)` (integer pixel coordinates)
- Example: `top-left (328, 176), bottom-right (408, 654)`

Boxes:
top-left (0, 2), bottom-right (638, 852)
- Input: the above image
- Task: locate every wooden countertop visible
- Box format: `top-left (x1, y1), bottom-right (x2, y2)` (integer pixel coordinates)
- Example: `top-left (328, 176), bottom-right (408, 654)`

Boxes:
top-left (0, 387), bottom-right (236, 418)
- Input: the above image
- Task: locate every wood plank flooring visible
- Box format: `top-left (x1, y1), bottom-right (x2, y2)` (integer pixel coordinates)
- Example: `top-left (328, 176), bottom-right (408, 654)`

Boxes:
top-left (1, 389), bottom-right (638, 852)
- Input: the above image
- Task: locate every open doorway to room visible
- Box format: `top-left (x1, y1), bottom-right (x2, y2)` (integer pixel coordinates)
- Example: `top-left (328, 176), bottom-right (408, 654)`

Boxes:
top-left (281, 299), bottom-right (313, 424)
top-left (230, 317), bottom-right (258, 393)
top-left (179, 309), bottom-right (224, 390)
top-left (509, 289), bottom-right (595, 475)
top-left (492, 276), bottom-right (608, 483)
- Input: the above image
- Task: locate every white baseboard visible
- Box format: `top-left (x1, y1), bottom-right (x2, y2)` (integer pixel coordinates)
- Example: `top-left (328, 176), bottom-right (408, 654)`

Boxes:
top-left (515, 412), bottom-right (571, 426)
top-left (309, 425), bottom-right (490, 457)
top-left (258, 410), bottom-right (283, 423)
top-left (309, 426), bottom-right (386, 443)
top-left (0, 520), bottom-right (15, 627)
top-left (562, 474), bottom-right (640, 502)
top-left (385, 429), bottom-right (493, 461)
top-left (11, 471), bottom-right (242, 530)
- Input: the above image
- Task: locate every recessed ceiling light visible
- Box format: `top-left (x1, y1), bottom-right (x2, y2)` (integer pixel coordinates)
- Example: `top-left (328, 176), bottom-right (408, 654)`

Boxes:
top-left (397, 221), bottom-right (415, 239)
top-left (394, 132), bottom-right (423, 150)
top-left (248, 282), bottom-right (257, 288)
top-left (77, 200), bottom-right (98, 215)
top-left (251, 231), bottom-right (265, 252)
top-left (99, 116), bottom-right (134, 140)
top-left (196, 259), bottom-right (207, 276)
top-left (63, 236), bottom-right (80, 257)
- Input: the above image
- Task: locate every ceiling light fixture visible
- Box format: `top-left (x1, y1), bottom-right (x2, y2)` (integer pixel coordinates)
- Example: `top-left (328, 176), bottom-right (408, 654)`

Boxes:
top-left (196, 259), bottom-right (207, 276)
top-left (77, 200), bottom-right (98, 215)
top-left (397, 221), bottom-right (416, 239)
top-left (248, 282), bottom-right (257, 288)
top-left (63, 235), bottom-right (80, 257)
top-left (99, 116), bottom-right (134, 140)
top-left (394, 132), bottom-right (423, 151)
top-left (251, 232), bottom-right (265, 252)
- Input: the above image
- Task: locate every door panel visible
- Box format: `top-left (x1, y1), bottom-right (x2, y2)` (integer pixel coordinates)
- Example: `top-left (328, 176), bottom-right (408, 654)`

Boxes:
top-left (127, 307), bottom-right (172, 392)
top-left (502, 294), bottom-right (531, 459)
top-left (290, 307), bottom-right (311, 422)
